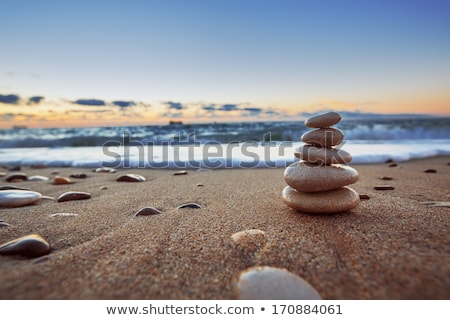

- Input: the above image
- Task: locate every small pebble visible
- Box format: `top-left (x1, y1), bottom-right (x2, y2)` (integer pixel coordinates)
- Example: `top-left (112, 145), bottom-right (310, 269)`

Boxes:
top-left (173, 170), bottom-right (188, 175)
top-left (8, 165), bottom-right (21, 171)
top-left (374, 185), bottom-right (395, 190)
top-left (53, 176), bottom-right (72, 185)
top-left (28, 175), bottom-right (49, 181)
top-left (196, 183), bottom-right (205, 187)
top-left (424, 169), bottom-right (437, 173)
top-left (176, 203), bottom-right (202, 209)
top-left (359, 194), bottom-right (370, 199)
top-left (385, 158), bottom-right (394, 163)
top-left (5, 173), bottom-right (28, 182)
top-left (57, 191), bottom-right (91, 202)
top-left (0, 221), bottom-right (11, 227)
top-left (381, 176), bottom-right (393, 180)
top-left (70, 173), bottom-right (87, 179)
top-left (93, 167), bottom-right (116, 173)
top-left (235, 266), bottom-right (322, 300)
top-left (116, 174), bottom-right (146, 182)
top-left (0, 234), bottom-right (51, 258)
top-left (50, 171), bottom-right (59, 175)
top-left (422, 201), bottom-right (450, 208)
top-left (49, 212), bottom-right (79, 217)
top-left (100, 186), bottom-right (108, 190)
top-left (0, 172), bottom-right (5, 177)
top-left (134, 207), bottom-right (162, 217)
top-left (388, 163), bottom-right (398, 167)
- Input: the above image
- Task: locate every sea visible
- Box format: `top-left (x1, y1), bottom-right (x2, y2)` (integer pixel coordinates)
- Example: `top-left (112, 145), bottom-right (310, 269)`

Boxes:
top-left (1, 115), bottom-right (449, 169)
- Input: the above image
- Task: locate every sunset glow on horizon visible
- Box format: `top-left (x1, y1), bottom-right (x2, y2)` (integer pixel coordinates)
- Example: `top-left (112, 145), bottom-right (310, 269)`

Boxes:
top-left (1, 0), bottom-right (449, 129)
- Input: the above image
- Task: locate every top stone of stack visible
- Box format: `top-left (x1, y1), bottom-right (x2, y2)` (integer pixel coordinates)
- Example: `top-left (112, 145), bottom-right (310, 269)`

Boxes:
top-left (304, 111), bottom-right (341, 128)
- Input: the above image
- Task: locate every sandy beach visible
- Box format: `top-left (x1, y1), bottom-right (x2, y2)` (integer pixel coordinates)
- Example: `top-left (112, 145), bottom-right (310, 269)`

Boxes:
top-left (0, 156), bottom-right (449, 300)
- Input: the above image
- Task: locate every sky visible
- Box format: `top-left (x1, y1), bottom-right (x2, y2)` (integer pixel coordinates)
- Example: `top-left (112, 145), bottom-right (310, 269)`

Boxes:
top-left (1, 0), bottom-right (449, 128)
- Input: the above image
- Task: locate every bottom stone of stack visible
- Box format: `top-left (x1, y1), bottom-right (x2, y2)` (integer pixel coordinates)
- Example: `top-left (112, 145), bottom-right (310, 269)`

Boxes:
top-left (282, 186), bottom-right (360, 214)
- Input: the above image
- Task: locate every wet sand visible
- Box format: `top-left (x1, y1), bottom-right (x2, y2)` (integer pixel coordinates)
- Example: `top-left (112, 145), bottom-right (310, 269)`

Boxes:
top-left (0, 156), bottom-right (449, 299)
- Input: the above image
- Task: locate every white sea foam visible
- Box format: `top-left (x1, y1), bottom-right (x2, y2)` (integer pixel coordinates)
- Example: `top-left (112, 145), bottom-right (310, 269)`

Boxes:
top-left (0, 140), bottom-right (449, 168)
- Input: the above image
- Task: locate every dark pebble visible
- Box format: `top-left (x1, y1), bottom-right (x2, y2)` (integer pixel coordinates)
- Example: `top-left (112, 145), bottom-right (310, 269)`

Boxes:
top-left (57, 191), bottom-right (92, 202)
top-left (70, 173), bottom-right (87, 179)
top-left (374, 185), bottom-right (395, 190)
top-left (177, 203), bottom-right (202, 209)
top-left (381, 176), bottom-right (393, 180)
top-left (424, 169), bottom-right (437, 173)
top-left (0, 234), bottom-right (51, 258)
top-left (173, 170), bottom-right (188, 175)
top-left (0, 185), bottom-right (30, 191)
top-left (385, 158), bottom-right (394, 163)
top-left (388, 163), bottom-right (398, 167)
top-left (116, 174), bottom-right (146, 182)
top-left (359, 194), bottom-right (370, 199)
top-left (6, 173), bottom-right (28, 182)
top-left (134, 207), bottom-right (162, 217)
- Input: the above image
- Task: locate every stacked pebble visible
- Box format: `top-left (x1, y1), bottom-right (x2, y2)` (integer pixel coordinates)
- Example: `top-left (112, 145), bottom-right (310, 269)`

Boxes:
top-left (282, 111), bottom-right (360, 213)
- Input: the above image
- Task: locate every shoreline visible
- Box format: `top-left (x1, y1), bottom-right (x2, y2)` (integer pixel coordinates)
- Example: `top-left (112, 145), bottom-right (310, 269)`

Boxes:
top-left (1, 156), bottom-right (449, 299)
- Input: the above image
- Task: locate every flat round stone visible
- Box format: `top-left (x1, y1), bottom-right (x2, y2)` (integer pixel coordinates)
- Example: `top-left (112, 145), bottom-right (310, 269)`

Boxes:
top-left (134, 207), bottom-right (162, 216)
top-left (282, 186), bottom-right (360, 213)
top-left (0, 190), bottom-right (42, 207)
top-left (28, 175), bottom-right (49, 181)
top-left (304, 111), bottom-right (341, 128)
top-left (301, 128), bottom-right (344, 147)
top-left (284, 161), bottom-right (358, 192)
top-left (0, 234), bottom-right (51, 258)
top-left (294, 145), bottom-right (352, 165)
top-left (235, 266), bottom-right (322, 300)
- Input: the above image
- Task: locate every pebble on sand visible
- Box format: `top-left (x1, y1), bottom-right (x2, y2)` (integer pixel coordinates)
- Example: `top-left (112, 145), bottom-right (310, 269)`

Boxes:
top-left (93, 167), bottom-right (116, 173)
top-left (0, 221), bottom-right (11, 227)
top-left (381, 176), bottom-right (393, 180)
top-left (235, 266), bottom-right (322, 300)
top-left (28, 175), bottom-right (49, 181)
top-left (134, 207), bottom-right (162, 216)
top-left (0, 234), bottom-right (51, 258)
top-left (176, 203), bottom-right (202, 209)
top-left (0, 185), bottom-right (30, 190)
top-left (70, 173), bottom-right (87, 179)
top-left (53, 176), bottom-right (72, 185)
top-left (231, 229), bottom-right (267, 254)
top-left (116, 174), bottom-right (146, 182)
top-left (173, 170), bottom-right (188, 175)
top-left (49, 212), bottom-right (79, 217)
top-left (6, 173), bottom-right (28, 182)
top-left (424, 169), bottom-right (437, 173)
top-left (359, 194), bottom-right (370, 200)
top-left (57, 191), bottom-right (91, 202)
top-left (374, 185), bottom-right (395, 190)
top-left (0, 190), bottom-right (42, 207)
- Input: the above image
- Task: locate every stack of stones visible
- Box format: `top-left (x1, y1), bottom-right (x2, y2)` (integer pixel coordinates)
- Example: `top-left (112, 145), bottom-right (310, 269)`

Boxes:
top-left (282, 111), bottom-right (360, 213)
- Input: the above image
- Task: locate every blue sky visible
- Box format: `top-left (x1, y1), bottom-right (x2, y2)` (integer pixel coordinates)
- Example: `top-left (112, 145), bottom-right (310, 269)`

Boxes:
top-left (1, 0), bottom-right (449, 127)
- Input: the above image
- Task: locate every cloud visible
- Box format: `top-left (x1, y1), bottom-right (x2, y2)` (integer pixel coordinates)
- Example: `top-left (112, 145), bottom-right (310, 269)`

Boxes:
top-left (73, 99), bottom-right (105, 106)
top-left (29, 96), bottom-right (44, 104)
top-left (0, 94), bottom-right (20, 104)
top-left (243, 107), bottom-right (262, 115)
top-left (164, 101), bottom-right (185, 110)
top-left (112, 100), bottom-right (136, 109)
top-left (218, 104), bottom-right (239, 111)
top-left (202, 104), bottom-right (216, 111)
top-left (0, 113), bottom-right (16, 120)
